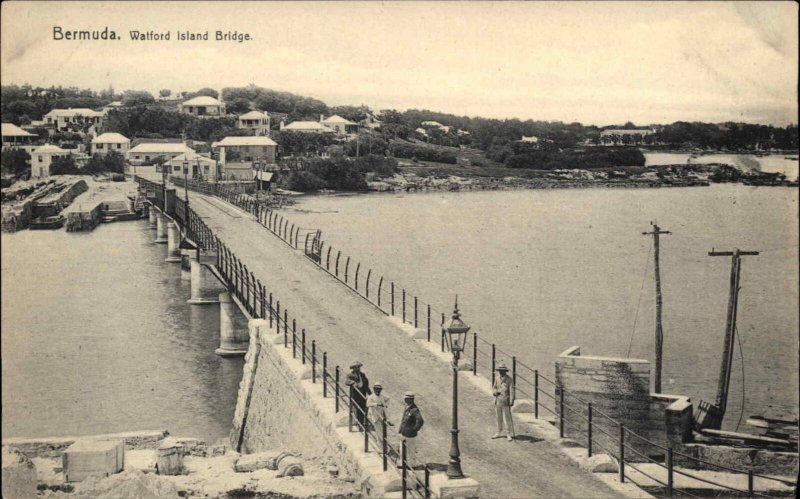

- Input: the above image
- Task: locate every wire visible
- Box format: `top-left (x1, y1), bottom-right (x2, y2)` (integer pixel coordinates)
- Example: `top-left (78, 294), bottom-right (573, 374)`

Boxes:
top-left (734, 324), bottom-right (746, 432)
top-left (626, 243), bottom-right (651, 357)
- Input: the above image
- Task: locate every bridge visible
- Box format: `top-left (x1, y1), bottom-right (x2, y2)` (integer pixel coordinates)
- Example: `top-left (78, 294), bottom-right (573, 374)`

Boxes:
top-left (133, 176), bottom-right (789, 498)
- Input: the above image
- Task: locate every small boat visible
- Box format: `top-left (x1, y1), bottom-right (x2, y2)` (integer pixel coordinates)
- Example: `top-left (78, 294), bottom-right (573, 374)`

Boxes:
top-left (30, 215), bottom-right (65, 230)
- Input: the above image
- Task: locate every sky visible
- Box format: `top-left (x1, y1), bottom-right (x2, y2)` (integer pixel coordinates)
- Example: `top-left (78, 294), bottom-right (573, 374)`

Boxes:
top-left (1, 1), bottom-right (798, 126)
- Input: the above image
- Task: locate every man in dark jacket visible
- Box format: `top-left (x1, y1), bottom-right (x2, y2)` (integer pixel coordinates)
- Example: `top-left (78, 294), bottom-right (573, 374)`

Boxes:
top-left (399, 392), bottom-right (424, 468)
top-left (345, 361), bottom-right (371, 431)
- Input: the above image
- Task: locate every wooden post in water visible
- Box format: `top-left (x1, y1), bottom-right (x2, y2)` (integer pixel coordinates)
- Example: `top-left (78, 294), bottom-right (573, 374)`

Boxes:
top-left (643, 223), bottom-right (671, 393)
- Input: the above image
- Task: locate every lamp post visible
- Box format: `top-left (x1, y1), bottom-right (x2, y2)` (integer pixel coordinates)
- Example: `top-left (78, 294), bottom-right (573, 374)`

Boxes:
top-left (161, 158), bottom-right (169, 209)
top-left (182, 160), bottom-right (189, 206)
top-left (444, 296), bottom-right (470, 479)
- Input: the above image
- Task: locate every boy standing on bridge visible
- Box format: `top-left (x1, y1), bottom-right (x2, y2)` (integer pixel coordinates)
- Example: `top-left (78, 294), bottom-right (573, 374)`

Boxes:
top-left (492, 362), bottom-right (515, 441)
top-left (345, 361), bottom-right (371, 431)
top-left (367, 383), bottom-right (392, 450)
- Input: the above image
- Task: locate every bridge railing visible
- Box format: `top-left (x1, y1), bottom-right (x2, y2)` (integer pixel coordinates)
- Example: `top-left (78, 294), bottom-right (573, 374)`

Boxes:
top-left (213, 230), bottom-right (431, 498)
top-left (134, 175), bottom-right (794, 498)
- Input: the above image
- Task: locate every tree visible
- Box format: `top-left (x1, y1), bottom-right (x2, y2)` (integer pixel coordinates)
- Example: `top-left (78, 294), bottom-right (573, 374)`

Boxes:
top-left (159, 89), bottom-right (172, 99)
top-left (227, 98), bottom-right (251, 115)
top-left (86, 151), bottom-right (126, 174)
top-left (49, 155), bottom-right (81, 175)
top-left (1, 149), bottom-right (31, 176)
top-left (185, 87), bottom-right (219, 100)
top-left (122, 90), bottom-right (155, 107)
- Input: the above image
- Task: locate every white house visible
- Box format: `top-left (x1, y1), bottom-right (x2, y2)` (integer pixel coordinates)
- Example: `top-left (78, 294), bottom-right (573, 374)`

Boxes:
top-left (128, 142), bottom-right (193, 165)
top-left (280, 120), bottom-right (335, 133)
top-left (320, 115), bottom-right (358, 135)
top-left (101, 101), bottom-right (124, 115)
top-left (360, 113), bottom-right (382, 130)
top-left (421, 120), bottom-right (451, 133)
top-left (2, 123), bottom-right (38, 152)
top-left (164, 150), bottom-right (218, 179)
top-left (30, 144), bottom-right (87, 178)
top-left (179, 96), bottom-right (226, 117)
top-left (212, 136), bottom-right (278, 165)
top-left (43, 108), bottom-right (105, 135)
top-left (237, 111), bottom-right (271, 136)
top-left (518, 136), bottom-right (539, 143)
top-left (91, 133), bottom-right (130, 158)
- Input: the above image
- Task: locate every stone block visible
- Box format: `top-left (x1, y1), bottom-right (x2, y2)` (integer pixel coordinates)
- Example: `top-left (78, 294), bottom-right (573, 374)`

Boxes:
top-left (585, 454), bottom-right (618, 473)
top-left (235, 452), bottom-right (279, 472)
top-left (429, 472), bottom-right (480, 498)
top-left (511, 399), bottom-right (535, 414)
top-left (63, 439), bottom-right (124, 482)
top-left (2, 446), bottom-right (38, 499)
top-left (156, 438), bottom-right (185, 476)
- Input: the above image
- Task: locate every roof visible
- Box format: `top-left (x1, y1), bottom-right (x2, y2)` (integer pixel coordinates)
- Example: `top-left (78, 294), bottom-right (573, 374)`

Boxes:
top-left (164, 151), bottom-right (215, 164)
top-left (182, 96), bottom-right (223, 106)
top-left (33, 144), bottom-right (67, 153)
top-left (129, 143), bottom-right (191, 154)
top-left (92, 133), bottom-right (129, 144)
top-left (321, 114), bottom-right (357, 125)
top-left (282, 121), bottom-right (334, 132)
top-left (518, 136), bottom-right (539, 143)
top-left (238, 111), bottom-right (268, 120)
top-left (421, 121), bottom-right (445, 127)
top-left (254, 171), bottom-right (275, 182)
top-left (2, 123), bottom-right (35, 137)
top-left (212, 136), bottom-right (277, 147)
top-left (44, 108), bottom-right (104, 117)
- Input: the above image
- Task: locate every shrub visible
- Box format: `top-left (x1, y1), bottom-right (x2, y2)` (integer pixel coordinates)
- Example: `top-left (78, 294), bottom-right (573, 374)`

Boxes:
top-left (390, 143), bottom-right (457, 164)
top-left (505, 147), bottom-right (646, 169)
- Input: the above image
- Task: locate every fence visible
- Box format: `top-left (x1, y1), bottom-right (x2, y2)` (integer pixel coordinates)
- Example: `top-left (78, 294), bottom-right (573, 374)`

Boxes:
top-left (299, 231), bottom-right (795, 497)
top-left (134, 175), bottom-right (794, 498)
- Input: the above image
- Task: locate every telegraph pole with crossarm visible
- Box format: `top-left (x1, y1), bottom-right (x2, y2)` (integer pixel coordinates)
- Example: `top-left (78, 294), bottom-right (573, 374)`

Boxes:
top-left (643, 222), bottom-right (671, 393)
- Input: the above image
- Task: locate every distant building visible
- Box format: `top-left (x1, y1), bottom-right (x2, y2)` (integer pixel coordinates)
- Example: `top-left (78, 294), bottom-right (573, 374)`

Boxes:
top-left (100, 101), bottom-right (124, 115)
top-left (421, 120), bottom-right (451, 133)
top-left (360, 113), bottom-right (382, 130)
top-left (129, 142), bottom-right (193, 165)
top-left (179, 96), bottom-right (226, 117)
top-left (518, 135), bottom-right (539, 143)
top-left (212, 136), bottom-right (277, 165)
top-left (280, 120), bottom-right (335, 133)
top-left (164, 151), bottom-right (218, 179)
top-left (31, 144), bottom-right (88, 178)
top-left (320, 115), bottom-right (359, 135)
top-left (2, 123), bottom-right (38, 152)
top-left (237, 111), bottom-right (271, 136)
top-left (42, 108), bottom-right (105, 135)
top-left (91, 133), bottom-right (130, 158)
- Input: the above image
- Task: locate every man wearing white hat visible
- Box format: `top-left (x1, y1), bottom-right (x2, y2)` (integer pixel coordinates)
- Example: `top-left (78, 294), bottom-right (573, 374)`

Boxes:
top-left (399, 392), bottom-right (424, 468)
top-left (492, 362), bottom-right (515, 441)
top-left (367, 383), bottom-right (393, 451)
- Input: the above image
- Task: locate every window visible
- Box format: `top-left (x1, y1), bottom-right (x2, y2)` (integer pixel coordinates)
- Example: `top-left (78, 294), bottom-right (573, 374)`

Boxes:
top-left (135, 155), bottom-right (141, 160)
top-left (96, 144), bottom-right (103, 149)
top-left (145, 156), bottom-right (150, 161)
top-left (116, 144), bottom-right (121, 149)
top-left (174, 165), bottom-right (180, 172)
top-left (38, 156), bottom-right (43, 162)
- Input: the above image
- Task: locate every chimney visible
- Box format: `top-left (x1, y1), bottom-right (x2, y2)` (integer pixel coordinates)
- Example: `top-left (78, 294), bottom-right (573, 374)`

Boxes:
top-left (280, 120), bottom-right (285, 130)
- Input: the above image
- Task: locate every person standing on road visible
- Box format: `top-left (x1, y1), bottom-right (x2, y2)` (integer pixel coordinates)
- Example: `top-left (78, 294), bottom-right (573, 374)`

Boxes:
top-left (345, 361), bottom-right (371, 431)
top-left (492, 362), bottom-right (515, 441)
top-left (399, 392), bottom-right (424, 468)
top-left (367, 383), bottom-right (393, 449)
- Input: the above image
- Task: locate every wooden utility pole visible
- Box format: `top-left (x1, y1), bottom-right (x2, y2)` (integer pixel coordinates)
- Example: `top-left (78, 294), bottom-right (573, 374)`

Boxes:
top-left (643, 223), bottom-right (671, 393)
top-left (709, 248), bottom-right (758, 421)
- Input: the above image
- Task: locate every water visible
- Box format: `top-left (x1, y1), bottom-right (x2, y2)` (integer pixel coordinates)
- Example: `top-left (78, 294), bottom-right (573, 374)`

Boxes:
top-left (1, 220), bottom-right (242, 442)
top-left (644, 152), bottom-right (799, 180)
top-left (287, 184), bottom-right (799, 425)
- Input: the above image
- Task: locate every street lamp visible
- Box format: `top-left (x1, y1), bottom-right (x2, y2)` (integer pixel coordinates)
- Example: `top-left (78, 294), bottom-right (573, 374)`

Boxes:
top-left (182, 160), bottom-right (189, 205)
top-left (161, 159), bottom-right (168, 209)
top-left (444, 296), bottom-right (470, 480)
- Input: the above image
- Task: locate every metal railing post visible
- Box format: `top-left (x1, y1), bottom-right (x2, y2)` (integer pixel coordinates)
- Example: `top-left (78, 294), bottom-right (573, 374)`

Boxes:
top-left (292, 319), bottom-right (296, 358)
top-left (269, 293), bottom-right (273, 328)
top-left (747, 470), bottom-right (754, 498)
top-left (588, 403), bottom-right (593, 457)
top-left (391, 282), bottom-right (395, 316)
top-left (414, 296), bottom-right (418, 328)
top-left (666, 446), bottom-right (673, 497)
top-left (301, 329), bottom-right (306, 364)
top-left (441, 312), bottom-right (445, 352)
top-left (355, 262), bottom-right (360, 291)
top-left (491, 344), bottom-right (496, 384)
top-left (424, 465), bottom-right (430, 499)
top-left (323, 353), bottom-right (328, 397)
top-left (348, 391), bottom-right (353, 432)
top-left (401, 440), bottom-right (408, 499)
top-left (402, 289), bottom-right (406, 323)
top-left (345, 256), bottom-right (350, 284)
top-left (276, 301), bottom-right (281, 334)
top-left (382, 414), bottom-right (388, 472)
top-left (534, 370), bottom-right (539, 419)
top-left (364, 406), bottom-right (369, 452)
top-left (312, 340), bottom-right (316, 382)
top-left (559, 387), bottom-right (565, 438)
top-left (335, 366), bottom-right (340, 413)
top-left (427, 304), bottom-right (431, 341)
top-left (473, 333), bottom-right (478, 375)
top-left (619, 425), bottom-right (625, 483)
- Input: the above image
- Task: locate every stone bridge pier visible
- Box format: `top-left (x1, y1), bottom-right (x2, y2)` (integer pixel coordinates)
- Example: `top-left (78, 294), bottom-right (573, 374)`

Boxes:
top-left (148, 208), bottom-right (157, 229)
top-left (155, 213), bottom-right (168, 244)
top-left (165, 222), bottom-right (181, 262)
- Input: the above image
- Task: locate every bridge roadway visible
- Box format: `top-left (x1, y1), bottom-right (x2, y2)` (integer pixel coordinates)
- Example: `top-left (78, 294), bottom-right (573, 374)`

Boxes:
top-left (189, 193), bottom-right (621, 498)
